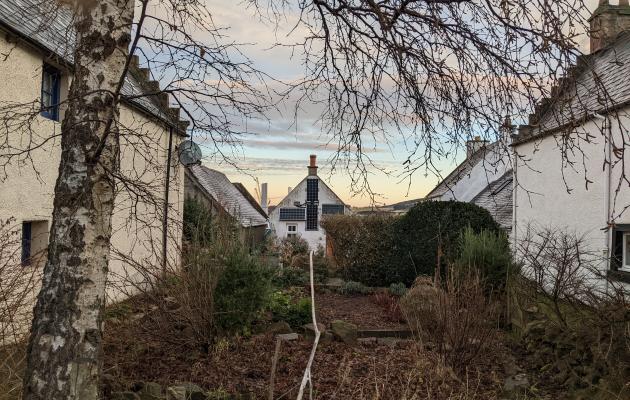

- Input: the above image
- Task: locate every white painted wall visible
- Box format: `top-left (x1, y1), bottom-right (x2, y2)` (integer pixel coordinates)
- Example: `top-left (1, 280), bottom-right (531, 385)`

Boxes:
top-left (513, 107), bottom-right (630, 282)
top-left (0, 34), bottom-right (184, 308)
top-left (269, 176), bottom-right (348, 251)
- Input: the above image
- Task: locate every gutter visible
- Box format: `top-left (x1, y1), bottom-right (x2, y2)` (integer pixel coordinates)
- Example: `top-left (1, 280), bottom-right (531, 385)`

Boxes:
top-left (512, 101), bottom-right (630, 147)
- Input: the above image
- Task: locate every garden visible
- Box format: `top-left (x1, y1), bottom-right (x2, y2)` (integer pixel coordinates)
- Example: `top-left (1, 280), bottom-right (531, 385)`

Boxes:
top-left (2, 200), bottom-right (629, 400)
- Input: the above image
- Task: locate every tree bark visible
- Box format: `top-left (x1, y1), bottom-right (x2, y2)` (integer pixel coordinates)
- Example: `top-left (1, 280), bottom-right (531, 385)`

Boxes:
top-left (22, 1), bottom-right (134, 399)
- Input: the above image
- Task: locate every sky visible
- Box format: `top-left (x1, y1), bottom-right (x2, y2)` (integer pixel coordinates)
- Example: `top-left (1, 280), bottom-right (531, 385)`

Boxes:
top-left (195, 0), bottom-right (599, 207)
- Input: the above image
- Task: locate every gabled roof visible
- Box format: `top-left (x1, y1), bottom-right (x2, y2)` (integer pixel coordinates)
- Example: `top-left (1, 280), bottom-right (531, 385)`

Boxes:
top-left (471, 171), bottom-right (513, 230)
top-left (0, 0), bottom-right (187, 133)
top-left (271, 174), bottom-right (347, 212)
top-left (513, 31), bottom-right (630, 145)
top-left (232, 182), bottom-right (268, 219)
top-left (188, 165), bottom-right (267, 228)
top-left (425, 142), bottom-right (499, 200)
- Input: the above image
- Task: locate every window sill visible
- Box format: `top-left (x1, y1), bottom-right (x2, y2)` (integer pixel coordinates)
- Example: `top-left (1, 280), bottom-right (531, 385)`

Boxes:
top-left (607, 270), bottom-right (630, 284)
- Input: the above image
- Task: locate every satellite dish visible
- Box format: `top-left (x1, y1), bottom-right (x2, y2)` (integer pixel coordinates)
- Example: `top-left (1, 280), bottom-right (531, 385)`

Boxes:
top-left (178, 140), bottom-right (202, 166)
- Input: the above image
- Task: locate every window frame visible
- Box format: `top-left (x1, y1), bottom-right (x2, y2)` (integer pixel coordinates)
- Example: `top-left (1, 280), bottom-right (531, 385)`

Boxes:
top-left (286, 223), bottom-right (298, 238)
top-left (41, 63), bottom-right (61, 121)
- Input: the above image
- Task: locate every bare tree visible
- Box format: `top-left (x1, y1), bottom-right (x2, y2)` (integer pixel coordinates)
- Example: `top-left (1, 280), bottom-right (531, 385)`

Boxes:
top-left (276, 0), bottom-right (593, 193)
top-left (0, 0), bottom-right (601, 399)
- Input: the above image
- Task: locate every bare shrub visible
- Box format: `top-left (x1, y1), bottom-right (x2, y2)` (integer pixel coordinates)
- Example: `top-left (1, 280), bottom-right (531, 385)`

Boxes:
top-left (164, 241), bottom-right (221, 348)
top-left (514, 226), bottom-right (600, 325)
top-left (0, 218), bottom-right (42, 399)
top-left (401, 271), bottom-right (498, 370)
top-left (513, 226), bottom-right (630, 395)
top-left (277, 236), bottom-right (310, 268)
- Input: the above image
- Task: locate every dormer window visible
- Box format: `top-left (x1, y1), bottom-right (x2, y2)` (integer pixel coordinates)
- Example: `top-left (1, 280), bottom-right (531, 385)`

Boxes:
top-left (41, 63), bottom-right (61, 121)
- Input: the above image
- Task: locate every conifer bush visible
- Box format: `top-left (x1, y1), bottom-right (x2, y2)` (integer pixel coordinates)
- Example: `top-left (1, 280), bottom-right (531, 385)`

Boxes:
top-left (455, 227), bottom-right (513, 294)
top-left (390, 201), bottom-right (502, 285)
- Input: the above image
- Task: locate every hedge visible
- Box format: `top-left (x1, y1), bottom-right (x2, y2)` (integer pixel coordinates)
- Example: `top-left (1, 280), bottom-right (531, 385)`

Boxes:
top-left (321, 214), bottom-right (394, 287)
top-left (323, 201), bottom-right (502, 286)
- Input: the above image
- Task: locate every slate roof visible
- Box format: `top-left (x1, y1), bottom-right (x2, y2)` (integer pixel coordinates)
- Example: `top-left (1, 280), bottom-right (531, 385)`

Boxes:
top-left (513, 31), bottom-right (630, 144)
top-left (188, 165), bottom-right (267, 228)
top-left (232, 182), bottom-right (268, 219)
top-left (425, 142), bottom-right (499, 199)
top-left (0, 0), bottom-right (185, 130)
top-left (471, 171), bottom-right (513, 230)
top-left (270, 175), bottom-right (348, 211)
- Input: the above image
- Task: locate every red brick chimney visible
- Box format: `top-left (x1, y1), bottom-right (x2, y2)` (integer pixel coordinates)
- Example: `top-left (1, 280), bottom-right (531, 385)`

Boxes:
top-left (308, 154), bottom-right (318, 176)
top-left (589, 0), bottom-right (630, 53)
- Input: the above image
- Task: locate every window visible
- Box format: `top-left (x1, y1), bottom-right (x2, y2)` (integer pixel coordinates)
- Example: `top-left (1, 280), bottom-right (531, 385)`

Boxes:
top-left (41, 64), bottom-right (61, 121)
top-left (287, 224), bottom-right (297, 239)
top-left (279, 208), bottom-right (306, 221)
top-left (21, 222), bottom-right (32, 266)
top-left (322, 204), bottom-right (344, 215)
top-left (21, 220), bottom-right (48, 267)
top-left (622, 233), bottom-right (630, 272)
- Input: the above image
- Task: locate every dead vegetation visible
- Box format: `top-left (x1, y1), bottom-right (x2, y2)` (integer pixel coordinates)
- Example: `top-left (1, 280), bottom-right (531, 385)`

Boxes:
top-left (401, 271), bottom-right (499, 371)
top-left (100, 291), bottom-right (518, 400)
top-left (0, 219), bottom-right (42, 400)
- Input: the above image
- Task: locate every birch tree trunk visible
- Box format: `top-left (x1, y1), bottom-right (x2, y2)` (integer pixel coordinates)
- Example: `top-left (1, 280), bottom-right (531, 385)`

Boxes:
top-left (22, 1), bottom-right (134, 399)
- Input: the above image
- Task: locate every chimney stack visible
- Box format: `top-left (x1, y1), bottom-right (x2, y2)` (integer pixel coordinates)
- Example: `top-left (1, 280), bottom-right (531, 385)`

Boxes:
top-left (589, 1), bottom-right (630, 53)
top-left (466, 136), bottom-right (488, 158)
top-left (308, 154), bottom-right (318, 176)
top-left (261, 183), bottom-right (268, 214)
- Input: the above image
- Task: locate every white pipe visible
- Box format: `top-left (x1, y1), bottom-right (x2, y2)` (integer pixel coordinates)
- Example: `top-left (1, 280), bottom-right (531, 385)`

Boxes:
top-left (595, 112), bottom-right (612, 291)
top-left (296, 251), bottom-right (320, 400)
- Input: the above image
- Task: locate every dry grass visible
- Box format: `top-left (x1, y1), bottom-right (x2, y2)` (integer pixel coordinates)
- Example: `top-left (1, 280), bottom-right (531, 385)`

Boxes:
top-left (0, 344), bottom-right (25, 400)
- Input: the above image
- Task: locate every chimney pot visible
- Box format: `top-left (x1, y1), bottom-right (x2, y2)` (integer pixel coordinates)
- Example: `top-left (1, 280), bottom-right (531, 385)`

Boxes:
top-left (308, 154), bottom-right (318, 176)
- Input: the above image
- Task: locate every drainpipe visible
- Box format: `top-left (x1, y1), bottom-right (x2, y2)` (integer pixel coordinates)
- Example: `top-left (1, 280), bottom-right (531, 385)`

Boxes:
top-left (162, 126), bottom-right (174, 273)
top-left (512, 146), bottom-right (518, 254)
top-left (595, 112), bottom-right (611, 286)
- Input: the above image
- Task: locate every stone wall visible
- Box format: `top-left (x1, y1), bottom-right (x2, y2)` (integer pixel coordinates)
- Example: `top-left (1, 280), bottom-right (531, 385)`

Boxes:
top-left (509, 281), bottom-right (630, 399)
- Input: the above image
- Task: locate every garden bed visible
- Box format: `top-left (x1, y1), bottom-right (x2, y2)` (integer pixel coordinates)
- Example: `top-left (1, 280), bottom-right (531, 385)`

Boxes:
top-left (313, 291), bottom-right (406, 329)
top-left (103, 313), bottom-right (513, 400)
top-left (100, 290), bottom-right (543, 400)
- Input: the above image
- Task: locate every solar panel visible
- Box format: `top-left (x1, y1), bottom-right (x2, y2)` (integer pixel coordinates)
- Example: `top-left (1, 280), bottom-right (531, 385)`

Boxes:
top-left (306, 178), bottom-right (319, 203)
top-left (322, 204), bottom-right (344, 215)
top-left (279, 208), bottom-right (306, 221)
top-left (306, 204), bottom-right (318, 230)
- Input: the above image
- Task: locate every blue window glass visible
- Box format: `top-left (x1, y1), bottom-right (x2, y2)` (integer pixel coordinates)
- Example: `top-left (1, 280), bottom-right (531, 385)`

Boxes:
top-left (21, 222), bottom-right (32, 266)
top-left (279, 208), bottom-right (306, 221)
top-left (41, 64), bottom-right (61, 121)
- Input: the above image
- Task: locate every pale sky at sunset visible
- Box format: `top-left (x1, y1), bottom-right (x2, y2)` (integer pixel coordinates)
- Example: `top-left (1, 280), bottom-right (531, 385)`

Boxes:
top-left (196, 0), bottom-right (599, 207)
